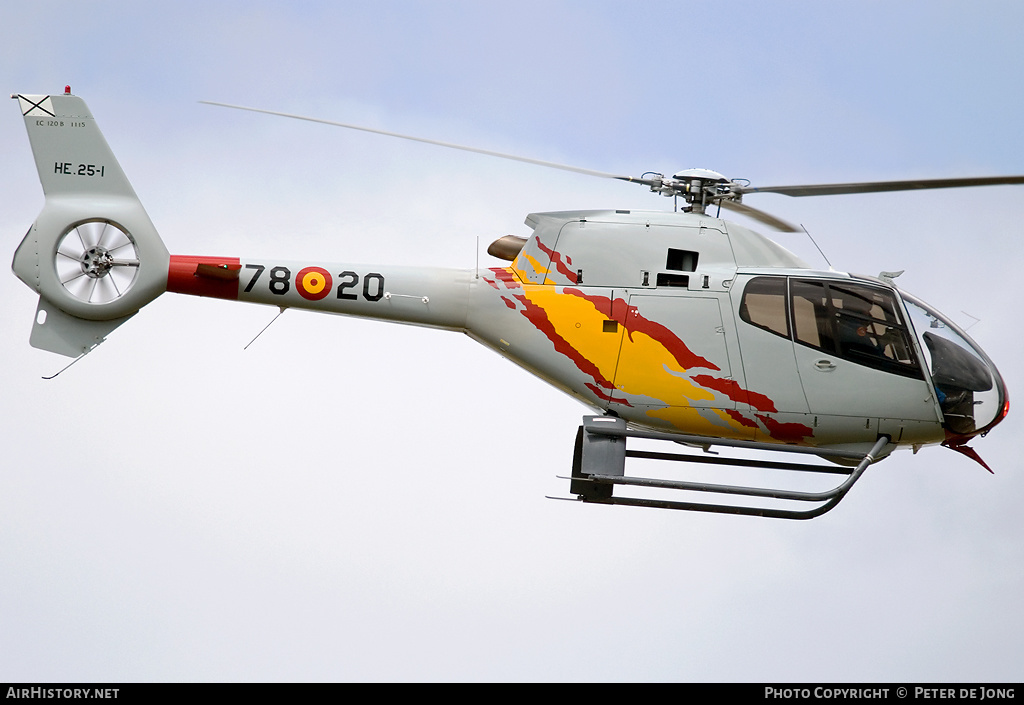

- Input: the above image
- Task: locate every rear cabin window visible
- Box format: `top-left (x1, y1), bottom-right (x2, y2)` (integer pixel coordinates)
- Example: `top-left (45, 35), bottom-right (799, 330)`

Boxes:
top-left (739, 276), bottom-right (789, 337)
top-left (740, 276), bottom-right (922, 379)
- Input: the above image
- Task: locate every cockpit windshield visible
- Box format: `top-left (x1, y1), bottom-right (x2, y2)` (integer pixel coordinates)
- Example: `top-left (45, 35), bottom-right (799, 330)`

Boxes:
top-left (900, 292), bottom-right (1007, 437)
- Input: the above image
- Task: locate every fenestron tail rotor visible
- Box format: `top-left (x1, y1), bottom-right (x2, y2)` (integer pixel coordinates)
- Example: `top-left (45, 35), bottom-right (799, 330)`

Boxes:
top-left (55, 220), bottom-right (141, 304)
top-left (202, 101), bottom-right (1024, 231)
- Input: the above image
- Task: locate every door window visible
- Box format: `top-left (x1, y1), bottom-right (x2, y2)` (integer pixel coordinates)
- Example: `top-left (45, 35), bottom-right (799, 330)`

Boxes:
top-left (791, 279), bottom-right (922, 378)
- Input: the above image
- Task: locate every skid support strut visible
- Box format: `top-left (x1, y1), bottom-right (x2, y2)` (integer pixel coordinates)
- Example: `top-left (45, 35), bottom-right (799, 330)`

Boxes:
top-left (569, 416), bottom-right (890, 519)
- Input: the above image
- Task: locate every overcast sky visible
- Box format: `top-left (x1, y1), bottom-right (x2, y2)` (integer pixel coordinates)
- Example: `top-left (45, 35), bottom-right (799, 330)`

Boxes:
top-left (1, 1), bottom-right (1022, 682)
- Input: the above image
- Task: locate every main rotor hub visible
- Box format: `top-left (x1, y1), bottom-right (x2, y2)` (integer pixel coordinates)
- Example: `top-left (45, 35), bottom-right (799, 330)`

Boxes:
top-left (672, 168), bottom-right (729, 183)
top-left (648, 168), bottom-right (739, 214)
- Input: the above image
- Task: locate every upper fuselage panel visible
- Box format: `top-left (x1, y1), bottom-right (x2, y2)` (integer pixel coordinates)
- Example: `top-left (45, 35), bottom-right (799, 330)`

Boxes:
top-left (512, 210), bottom-right (809, 289)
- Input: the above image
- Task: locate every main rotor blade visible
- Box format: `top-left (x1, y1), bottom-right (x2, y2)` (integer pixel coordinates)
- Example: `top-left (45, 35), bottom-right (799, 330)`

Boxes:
top-left (742, 175), bottom-right (1024, 197)
top-left (200, 101), bottom-right (652, 184)
top-left (718, 200), bottom-right (799, 232)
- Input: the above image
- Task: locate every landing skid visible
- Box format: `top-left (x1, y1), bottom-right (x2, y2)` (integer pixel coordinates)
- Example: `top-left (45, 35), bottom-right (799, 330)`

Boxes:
top-left (565, 416), bottom-right (890, 520)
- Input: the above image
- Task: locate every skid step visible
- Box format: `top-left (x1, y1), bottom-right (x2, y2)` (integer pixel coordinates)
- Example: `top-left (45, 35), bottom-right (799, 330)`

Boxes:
top-left (568, 416), bottom-right (889, 520)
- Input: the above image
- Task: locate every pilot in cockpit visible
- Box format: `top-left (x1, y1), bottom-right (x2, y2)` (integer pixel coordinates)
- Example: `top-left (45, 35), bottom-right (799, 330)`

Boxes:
top-left (836, 294), bottom-right (885, 358)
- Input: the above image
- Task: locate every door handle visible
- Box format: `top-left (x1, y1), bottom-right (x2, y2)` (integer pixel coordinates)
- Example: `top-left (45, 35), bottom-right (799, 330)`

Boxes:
top-left (814, 359), bottom-right (837, 372)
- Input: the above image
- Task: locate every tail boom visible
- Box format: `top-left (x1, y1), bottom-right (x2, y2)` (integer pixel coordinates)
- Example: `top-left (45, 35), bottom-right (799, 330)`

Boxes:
top-left (167, 255), bottom-right (472, 331)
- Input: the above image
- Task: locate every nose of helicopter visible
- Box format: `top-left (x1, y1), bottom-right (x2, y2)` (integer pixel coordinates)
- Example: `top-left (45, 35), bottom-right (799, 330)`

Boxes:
top-left (949, 371), bottom-right (1010, 442)
top-left (900, 292), bottom-right (1009, 442)
top-left (941, 376), bottom-right (1007, 474)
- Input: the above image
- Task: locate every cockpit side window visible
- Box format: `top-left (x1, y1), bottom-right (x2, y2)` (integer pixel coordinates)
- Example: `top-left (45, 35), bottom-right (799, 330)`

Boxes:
top-left (791, 280), bottom-right (836, 353)
top-left (792, 279), bottom-right (922, 378)
top-left (829, 284), bottom-right (913, 363)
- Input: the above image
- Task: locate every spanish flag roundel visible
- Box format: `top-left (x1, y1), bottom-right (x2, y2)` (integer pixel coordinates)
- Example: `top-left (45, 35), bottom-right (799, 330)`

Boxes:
top-left (296, 266), bottom-right (333, 301)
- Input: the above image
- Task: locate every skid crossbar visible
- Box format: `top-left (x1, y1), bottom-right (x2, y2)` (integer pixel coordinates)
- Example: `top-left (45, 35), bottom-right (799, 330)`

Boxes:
top-left (569, 416), bottom-right (890, 519)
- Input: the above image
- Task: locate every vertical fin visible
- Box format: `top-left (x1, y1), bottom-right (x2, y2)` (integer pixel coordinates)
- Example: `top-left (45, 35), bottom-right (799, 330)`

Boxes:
top-left (11, 91), bottom-right (169, 357)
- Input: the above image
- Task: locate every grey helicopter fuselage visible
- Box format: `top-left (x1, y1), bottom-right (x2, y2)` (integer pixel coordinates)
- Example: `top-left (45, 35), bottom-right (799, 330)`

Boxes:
top-left (11, 91), bottom-right (1008, 488)
top-left (138, 207), bottom-right (1013, 459)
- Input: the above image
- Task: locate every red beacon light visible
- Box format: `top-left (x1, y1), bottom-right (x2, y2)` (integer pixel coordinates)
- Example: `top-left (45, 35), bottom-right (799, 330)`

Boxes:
top-left (64, 85), bottom-right (71, 95)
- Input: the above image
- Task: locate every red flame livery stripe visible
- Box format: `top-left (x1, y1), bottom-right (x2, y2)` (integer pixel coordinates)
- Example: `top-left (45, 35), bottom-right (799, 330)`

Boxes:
top-left (534, 239), bottom-right (579, 283)
top-left (755, 414), bottom-right (814, 443)
top-left (691, 375), bottom-right (777, 413)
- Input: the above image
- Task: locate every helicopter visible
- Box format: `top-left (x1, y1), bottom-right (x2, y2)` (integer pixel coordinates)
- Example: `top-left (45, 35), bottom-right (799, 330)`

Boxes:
top-left (10, 89), bottom-right (1012, 519)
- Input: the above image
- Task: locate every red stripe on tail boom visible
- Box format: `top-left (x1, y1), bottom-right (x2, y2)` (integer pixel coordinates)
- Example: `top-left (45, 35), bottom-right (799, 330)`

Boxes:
top-left (167, 255), bottom-right (242, 300)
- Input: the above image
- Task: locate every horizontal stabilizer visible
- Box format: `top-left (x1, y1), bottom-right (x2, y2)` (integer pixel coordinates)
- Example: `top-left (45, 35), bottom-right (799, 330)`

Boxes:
top-left (29, 297), bottom-right (134, 358)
